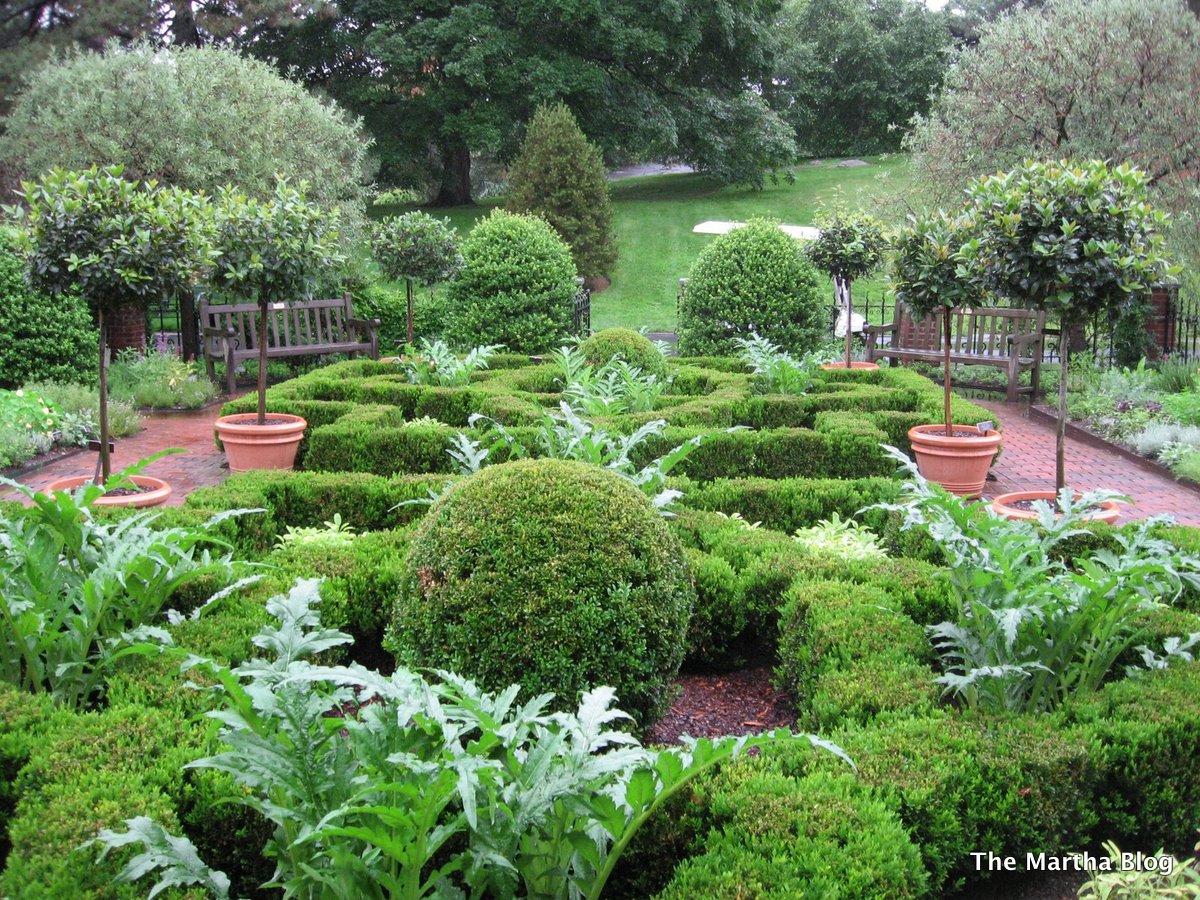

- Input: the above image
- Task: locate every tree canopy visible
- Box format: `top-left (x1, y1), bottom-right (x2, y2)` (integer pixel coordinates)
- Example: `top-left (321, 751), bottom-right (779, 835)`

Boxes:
top-left (304, 0), bottom-right (793, 204)
top-left (906, 0), bottom-right (1200, 211)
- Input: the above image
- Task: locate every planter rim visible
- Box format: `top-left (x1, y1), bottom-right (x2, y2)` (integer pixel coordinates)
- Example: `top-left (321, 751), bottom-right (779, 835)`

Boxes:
top-left (43, 474), bottom-right (172, 508)
top-left (908, 423), bottom-right (1003, 445)
top-left (215, 413), bottom-right (308, 435)
top-left (990, 489), bottom-right (1122, 524)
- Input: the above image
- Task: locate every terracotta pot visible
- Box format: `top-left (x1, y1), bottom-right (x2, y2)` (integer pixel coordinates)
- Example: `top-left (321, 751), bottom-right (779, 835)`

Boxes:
top-left (215, 413), bottom-right (307, 472)
top-left (990, 490), bottom-right (1122, 525)
top-left (43, 474), bottom-right (172, 508)
top-left (907, 424), bottom-right (1003, 499)
top-left (819, 361), bottom-right (880, 371)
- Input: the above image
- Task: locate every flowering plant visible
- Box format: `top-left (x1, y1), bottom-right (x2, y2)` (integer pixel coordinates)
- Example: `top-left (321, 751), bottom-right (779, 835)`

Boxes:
top-left (0, 388), bottom-right (61, 437)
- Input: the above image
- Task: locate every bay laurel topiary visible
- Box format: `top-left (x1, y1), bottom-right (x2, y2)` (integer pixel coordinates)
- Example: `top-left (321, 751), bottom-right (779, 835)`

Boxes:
top-left (505, 102), bottom-right (618, 279)
top-left (443, 210), bottom-right (577, 353)
top-left (679, 220), bottom-right (825, 357)
top-left (388, 458), bottom-right (695, 730)
top-left (580, 327), bottom-right (667, 377)
top-left (0, 242), bottom-right (95, 389)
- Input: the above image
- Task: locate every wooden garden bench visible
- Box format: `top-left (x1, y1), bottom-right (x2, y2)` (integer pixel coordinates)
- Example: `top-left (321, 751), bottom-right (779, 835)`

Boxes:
top-left (200, 293), bottom-right (380, 394)
top-left (864, 303), bottom-right (1046, 402)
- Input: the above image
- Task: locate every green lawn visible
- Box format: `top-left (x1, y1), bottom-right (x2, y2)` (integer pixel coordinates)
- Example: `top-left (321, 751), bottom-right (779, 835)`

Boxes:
top-left (375, 154), bottom-right (912, 333)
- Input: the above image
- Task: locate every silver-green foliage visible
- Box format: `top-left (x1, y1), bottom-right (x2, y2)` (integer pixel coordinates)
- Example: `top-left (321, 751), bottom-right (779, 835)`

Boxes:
top-left (2, 41), bottom-right (372, 216)
top-left (552, 346), bottom-right (668, 414)
top-left (0, 464), bottom-right (251, 709)
top-left (793, 513), bottom-right (887, 562)
top-left (89, 579), bottom-right (848, 900)
top-left (401, 338), bottom-right (502, 387)
top-left (878, 446), bottom-right (1200, 713)
top-left (733, 334), bottom-right (827, 395)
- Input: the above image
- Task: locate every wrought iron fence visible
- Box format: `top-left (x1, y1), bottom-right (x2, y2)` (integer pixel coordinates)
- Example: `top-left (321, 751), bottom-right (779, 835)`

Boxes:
top-left (574, 277), bottom-right (591, 336)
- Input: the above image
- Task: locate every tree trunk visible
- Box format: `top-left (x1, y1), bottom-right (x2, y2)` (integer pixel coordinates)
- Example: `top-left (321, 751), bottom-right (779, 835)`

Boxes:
top-left (171, 1), bottom-right (202, 47)
top-left (257, 297), bottom-right (269, 426)
top-left (843, 277), bottom-right (853, 369)
top-left (98, 307), bottom-right (111, 482)
top-left (1056, 339), bottom-right (1069, 492)
top-left (433, 144), bottom-right (474, 206)
top-left (943, 307), bottom-right (953, 436)
top-left (406, 278), bottom-right (415, 345)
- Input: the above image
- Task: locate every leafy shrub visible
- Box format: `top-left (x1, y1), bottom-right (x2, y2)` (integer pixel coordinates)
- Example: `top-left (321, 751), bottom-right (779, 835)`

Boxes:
top-left (24, 381), bottom-right (141, 441)
top-left (107, 349), bottom-right (217, 409)
top-left (1077, 838), bottom-right (1200, 898)
top-left (679, 219), bottom-right (826, 357)
top-left (580, 328), bottom-right (666, 377)
top-left (1131, 422), bottom-right (1200, 459)
top-left (388, 459), bottom-right (695, 729)
top-left (1155, 357), bottom-right (1198, 395)
top-left (505, 102), bottom-right (617, 279)
top-left (1162, 391), bottom-right (1200, 426)
top-left (880, 448), bottom-right (1200, 712)
top-left (90, 580), bottom-right (837, 899)
top-left (553, 346), bottom-right (668, 415)
top-left (355, 281), bottom-right (450, 350)
top-left (444, 210), bottom-right (576, 353)
top-left (0, 471), bottom-right (249, 709)
top-left (0, 243), bottom-right (95, 390)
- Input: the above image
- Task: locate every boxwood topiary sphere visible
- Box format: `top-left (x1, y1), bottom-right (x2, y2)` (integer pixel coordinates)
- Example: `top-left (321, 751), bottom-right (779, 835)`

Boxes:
top-left (679, 219), bottom-right (825, 357)
top-left (580, 327), bottom-right (667, 377)
top-left (389, 458), bottom-right (694, 729)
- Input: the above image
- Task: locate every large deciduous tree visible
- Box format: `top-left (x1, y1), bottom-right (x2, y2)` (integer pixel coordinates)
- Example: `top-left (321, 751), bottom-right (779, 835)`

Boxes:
top-left (773, 0), bottom-right (950, 157)
top-left (326, 0), bottom-right (793, 204)
top-left (906, 0), bottom-right (1200, 211)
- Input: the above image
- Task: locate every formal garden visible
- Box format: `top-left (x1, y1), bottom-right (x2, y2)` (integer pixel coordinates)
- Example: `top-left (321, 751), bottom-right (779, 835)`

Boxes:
top-left (4, 1), bottom-right (1200, 898)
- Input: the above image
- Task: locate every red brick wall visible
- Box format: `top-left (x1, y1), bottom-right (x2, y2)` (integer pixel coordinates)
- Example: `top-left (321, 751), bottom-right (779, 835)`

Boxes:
top-left (1145, 282), bottom-right (1179, 361)
top-left (107, 301), bottom-right (146, 354)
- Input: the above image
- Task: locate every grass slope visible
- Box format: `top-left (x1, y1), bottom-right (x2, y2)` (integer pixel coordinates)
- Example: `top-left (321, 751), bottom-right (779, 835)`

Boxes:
top-left (373, 155), bottom-right (912, 333)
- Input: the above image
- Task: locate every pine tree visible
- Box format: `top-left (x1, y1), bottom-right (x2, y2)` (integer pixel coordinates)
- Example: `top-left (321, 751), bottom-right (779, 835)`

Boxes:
top-left (505, 103), bottom-right (617, 280)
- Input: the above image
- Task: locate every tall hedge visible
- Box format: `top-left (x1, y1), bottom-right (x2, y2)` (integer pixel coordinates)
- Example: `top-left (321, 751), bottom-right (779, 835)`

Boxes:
top-left (505, 103), bottom-right (617, 279)
top-left (0, 242), bottom-right (95, 389)
top-left (679, 220), bottom-right (826, 357)
top-left (443, 210), bottom-right (576, 353)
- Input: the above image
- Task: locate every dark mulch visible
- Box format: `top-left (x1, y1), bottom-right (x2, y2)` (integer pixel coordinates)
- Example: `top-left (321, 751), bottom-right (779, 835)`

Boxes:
top-left (646, 665), bottom-right (795, 745)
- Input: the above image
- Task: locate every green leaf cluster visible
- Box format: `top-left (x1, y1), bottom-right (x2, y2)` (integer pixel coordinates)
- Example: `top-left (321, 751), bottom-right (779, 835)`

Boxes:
top-left (369, 212), bottom-right (462, 287)
top-left (505, 102), bottom-right (617, 279)
top-left (806, 203), bottom-right (888, 285)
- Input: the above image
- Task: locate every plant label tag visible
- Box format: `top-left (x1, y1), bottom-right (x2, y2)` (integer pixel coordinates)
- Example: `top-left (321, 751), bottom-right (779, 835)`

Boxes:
top-left (86, 439), bottom-right (116, 453)
top-left (977, 421), bottom-right (994, 433)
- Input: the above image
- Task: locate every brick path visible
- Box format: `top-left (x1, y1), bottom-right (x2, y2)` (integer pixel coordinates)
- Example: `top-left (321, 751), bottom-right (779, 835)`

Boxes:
top-left (6, 401), bottom-right (235, 506)
top-left (977, 398), bottom-right (1200, 527)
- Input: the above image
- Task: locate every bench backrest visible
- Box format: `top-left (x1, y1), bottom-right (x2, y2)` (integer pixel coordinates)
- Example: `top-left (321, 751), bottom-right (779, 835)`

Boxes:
top-left (199, 294), bottom-right (358, 353)
top-left (896, 302), bottom-right (1045, 355)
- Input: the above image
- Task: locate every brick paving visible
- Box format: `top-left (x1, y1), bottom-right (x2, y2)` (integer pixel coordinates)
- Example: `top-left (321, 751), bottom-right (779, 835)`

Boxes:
top-left (6, 399), bottom-right (237, 506)
top-left (976, 398), bottom-right (1200, 527)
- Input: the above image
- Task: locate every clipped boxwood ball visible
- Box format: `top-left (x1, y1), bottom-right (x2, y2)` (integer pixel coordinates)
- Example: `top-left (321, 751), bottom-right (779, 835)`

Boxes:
top-left (580, 327), bottom-right (667, 377)
top-left (389, 458), bottom-right (695, 729)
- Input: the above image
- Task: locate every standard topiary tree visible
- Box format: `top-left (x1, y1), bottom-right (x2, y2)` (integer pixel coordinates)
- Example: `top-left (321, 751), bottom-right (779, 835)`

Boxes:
top-left (806, 202), bottom-right (888, 369)
top-left (579, 328), bottom-right (667, 378)
top-left (443, 210), bottom-right (576, 353)
top-left (505, 103), bottom-right (618, 280)
top-left (369, 212), bottom-right (462, 345)
top-left (388, 458), bottom-right (695, 731)
top-left (969, 159), bottom-right (1173, 491)
top-left (0, 239), bottom-right (95, 389)
top-left (209, 180), bottom-right (344, 427)
top-left (17, 166), bottom-right (213, 480)
top-left (892, 210), bottom-right (985, 436)
top-left (678, 219), bottom-right (825, 357)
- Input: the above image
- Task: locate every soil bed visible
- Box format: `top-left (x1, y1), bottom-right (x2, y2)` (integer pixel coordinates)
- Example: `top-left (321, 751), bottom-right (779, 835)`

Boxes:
top-left (647, 665), bottom-right (794, 745)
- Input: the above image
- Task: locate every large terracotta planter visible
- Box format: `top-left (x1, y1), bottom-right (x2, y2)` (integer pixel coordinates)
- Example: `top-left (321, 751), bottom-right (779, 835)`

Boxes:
top-left (907, 424), bottom-right (1003, 499)
top-left (215, 413), bottom-right (307, 472)
top-left (991, 490), bottom-right (1122, 525)
top-left (820, 361), bottom-right (880, 371)
top-left (43, 474), bottom-right (172, 508)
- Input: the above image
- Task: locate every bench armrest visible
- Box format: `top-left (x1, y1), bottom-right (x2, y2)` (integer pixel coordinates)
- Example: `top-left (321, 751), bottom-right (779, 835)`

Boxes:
top-left (863, 320), bottom-right (898, 336)
top-left (348, 316), bottom-right (380, 332)
top-left (201, 324), bottom-right (236, 339)
top-left (1009, 331), bottom-right (1044, 353)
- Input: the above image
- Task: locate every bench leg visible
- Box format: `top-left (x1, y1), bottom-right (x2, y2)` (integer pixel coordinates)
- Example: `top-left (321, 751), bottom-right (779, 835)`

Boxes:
top-left (1006, 356), bottom-right (1020, 403)
top-left (1030, 356), bottom-right (1042, 400)
top-left (223, 340), bottom-right (236, 396)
